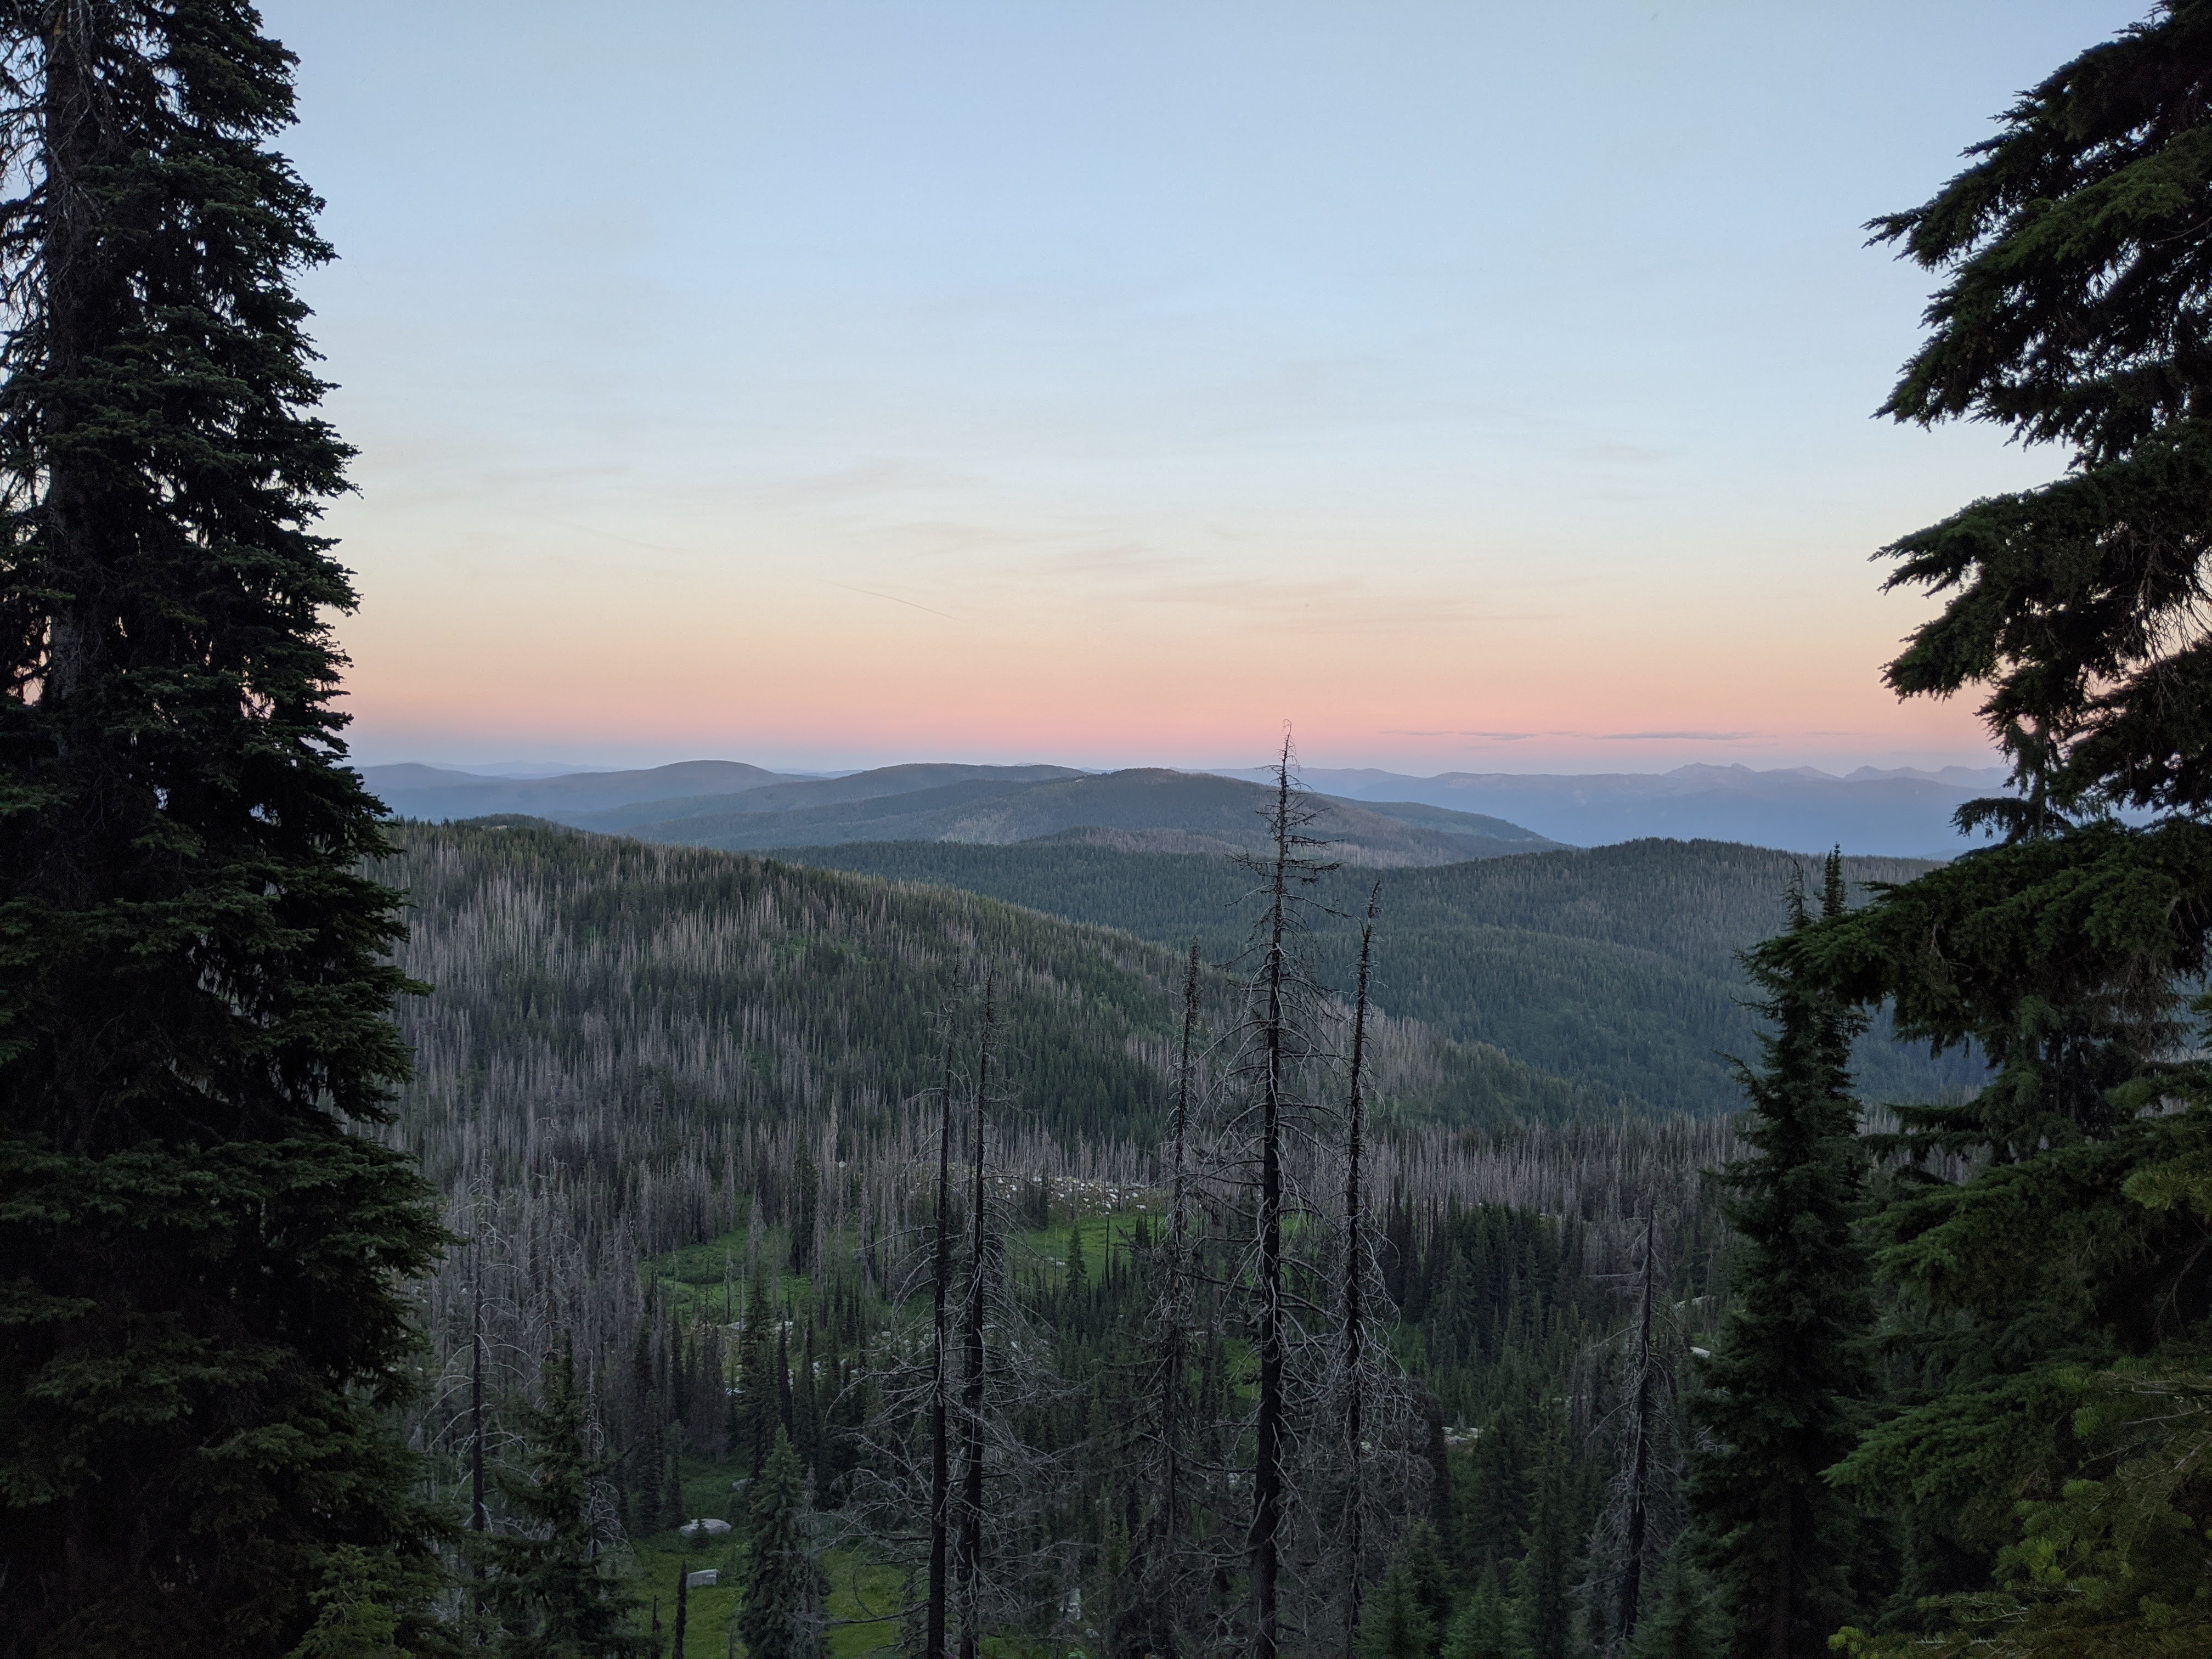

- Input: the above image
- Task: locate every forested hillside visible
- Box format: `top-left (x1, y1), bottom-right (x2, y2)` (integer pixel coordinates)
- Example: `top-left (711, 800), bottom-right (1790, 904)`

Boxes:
top-left (377, 818), bottom-right (1620, 1443)
top-left (380, 819), bottom-right (1739, 1658)
top-left (591, 767), bottom-right (1556, 865)
top-left (765, 837), bottom-right (1987, 1116)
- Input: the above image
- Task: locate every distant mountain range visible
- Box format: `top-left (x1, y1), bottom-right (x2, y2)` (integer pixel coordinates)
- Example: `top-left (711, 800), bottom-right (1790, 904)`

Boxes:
top-left (1207, 762), bottom-right (2010, 858)
top-left (360, 761), bottom-right (1559, 867)
top-left (362, 757), bottom-right (2014, 860)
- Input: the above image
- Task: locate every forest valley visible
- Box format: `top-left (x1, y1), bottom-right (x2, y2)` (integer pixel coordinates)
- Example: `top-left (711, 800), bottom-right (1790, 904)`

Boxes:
top-left (8, 5), bottom-right (2212, 1659)
top-left (391, 762), bottom-right (1741, 1659)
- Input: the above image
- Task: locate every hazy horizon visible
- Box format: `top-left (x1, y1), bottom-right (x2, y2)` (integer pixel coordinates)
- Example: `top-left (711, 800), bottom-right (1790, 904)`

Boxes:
top-left (356, 749), bottom-right (2012, 785)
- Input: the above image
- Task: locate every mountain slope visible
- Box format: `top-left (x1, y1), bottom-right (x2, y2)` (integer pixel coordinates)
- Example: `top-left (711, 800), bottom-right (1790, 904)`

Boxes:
top-left (363, 759), bottom-right (802, 820)
top-left (561, 763), bottom-right (1090, 832)
top-left (763, 836), bottom-right (1988, 1116)
top-left (380, 821), bottom-right (1596, 1172)
top-left (618, 768), bottom-right (1559, 866)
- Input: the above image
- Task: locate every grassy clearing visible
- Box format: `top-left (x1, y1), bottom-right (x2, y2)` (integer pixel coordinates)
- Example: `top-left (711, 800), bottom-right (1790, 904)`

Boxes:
top-left (625, 1458), bottom-right (902, 1657)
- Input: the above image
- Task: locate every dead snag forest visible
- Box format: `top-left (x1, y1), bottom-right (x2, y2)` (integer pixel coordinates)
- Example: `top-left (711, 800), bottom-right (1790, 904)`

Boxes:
top-left (380, 780), bottom-right (1741, 1658)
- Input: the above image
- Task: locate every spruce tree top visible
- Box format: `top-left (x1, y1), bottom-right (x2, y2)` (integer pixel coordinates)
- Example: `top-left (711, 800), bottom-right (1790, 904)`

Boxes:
top-left (0, 0), bottom-right (414, 1139)
top-left (1870, 1), bottom-right (2212, 823)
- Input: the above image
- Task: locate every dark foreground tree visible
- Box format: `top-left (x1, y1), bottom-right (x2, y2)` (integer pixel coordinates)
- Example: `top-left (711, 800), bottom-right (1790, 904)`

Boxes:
top-left (0, 7), bottom-right (445, 1656)
top-left (1688, 855), bottom-right (1873, 1657)
top-left (1792, 5), bottom-right (2212, 1648)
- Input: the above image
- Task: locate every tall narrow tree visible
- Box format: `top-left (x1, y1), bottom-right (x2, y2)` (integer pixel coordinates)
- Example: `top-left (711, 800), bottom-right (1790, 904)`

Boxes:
top-left (1234, 736), bottom-right (1337, 1659)
top-left (1688, 854), bottom-right (1872, 1658)
top-left (0, 9), bottom-right (445, 1654)
top-left (1340, 883), bottom-right (1381, 1659)
top-left (928, 1012), bottom-right (957, 1659)
top-left (1120, 936), bottom-right (1208, 1658)
top-left (481, 1338), bottom-right (645, 1658)
top-left (739, 1426), bottom-right (825, 1659)
top-left (954, 972), bottom-right (996, 1659)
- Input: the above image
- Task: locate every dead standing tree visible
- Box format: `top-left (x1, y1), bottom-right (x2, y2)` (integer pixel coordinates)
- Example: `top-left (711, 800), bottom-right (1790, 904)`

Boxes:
top-left (953, 973), bottom-right (997, 1659)
top-left (838, 972), bottom-right (1073, 1655)
top-left (1226, 736), bottom-right (1340, 1659)
top-left (1302, 883), bottom-right (1431, 1657)
top-left (1584, 1201), bottom-right (1691, 1656)
top-left (1338, 885), bottom-right (1380, 1658)
top-left (929, 1011), bottom-right (958, 1659)
top-left (1115, 938), bottom-right (1216, 1658)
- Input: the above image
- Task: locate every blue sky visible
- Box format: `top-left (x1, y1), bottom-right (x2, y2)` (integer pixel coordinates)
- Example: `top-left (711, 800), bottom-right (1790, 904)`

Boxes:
top-left (264, 1), bottom-right (2153, 774)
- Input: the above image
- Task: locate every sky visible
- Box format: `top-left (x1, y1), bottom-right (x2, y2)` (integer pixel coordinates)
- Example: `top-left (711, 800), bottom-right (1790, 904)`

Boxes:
top-left (264, 1), bottom-right (2153, 777)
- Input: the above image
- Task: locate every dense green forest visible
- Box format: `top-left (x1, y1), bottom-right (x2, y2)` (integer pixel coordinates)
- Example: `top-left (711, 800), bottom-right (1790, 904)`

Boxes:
top-left (763, 837), bottom-right (1986, 1116)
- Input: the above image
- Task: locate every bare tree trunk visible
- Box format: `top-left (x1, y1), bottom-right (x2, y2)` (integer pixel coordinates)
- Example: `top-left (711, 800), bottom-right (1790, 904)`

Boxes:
top-left (36, 14), bottom-right (103, 724)
top-left (1250, 753), bottom-right (1293, 1659)
top-left (470, 1279), bottom-right (488, 1632)
top-left (1614, 1206), bottom-right (1658, 1649)
top-left (471, 1291), bottom-right (488, 1537)
top-left (1340, 885), bottom-right (1380, 1659)
top-left (1163, 939), bottom-right (1200, 1575)
top-left (956, 974), bottom-right (996, 1659)
top-left (928, 1018), bottom-right (957, 1659)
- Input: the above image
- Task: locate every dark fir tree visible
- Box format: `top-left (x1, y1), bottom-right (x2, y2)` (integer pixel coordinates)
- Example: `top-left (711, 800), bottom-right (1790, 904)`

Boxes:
top-left (1357, 1540), bottom-right (1437, 1659)
top-left (479, 1339), bottom-right (645, 1657)
top-left (1791, 5), bottom-right (2212, 1649)
top-left (1689, 855), bottom-right (1872, 1658)
top-left (1627, 1555), bottom-right (1718, 1659)
top-left (0, 8), bottom-right (445, 1655)
top-left (1442, 1569), bottom-right (1526, 1659)
top-left (740, 1427), bottom-right (825, 1659)
top-left (1514, 1420), bottom-right (1581, 1659)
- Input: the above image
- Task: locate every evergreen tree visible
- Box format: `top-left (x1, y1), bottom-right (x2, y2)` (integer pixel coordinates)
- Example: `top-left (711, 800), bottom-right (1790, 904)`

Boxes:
top-left (1458, 1401), bottom-right (1539, 1581)
top-left (481, 1339), bottom-right (645, 1657)
top-left (1442, 1570), bottom-right (1526, 1659)
top-left (1066, 1220), bottom-right (1090, 1300)
top-left (1514, 1420), bottom-right (1579, 1659)
top-left (1397, 1519), bottom-right (1454, 1654)
top-left (1791, 5), bottom-right (2212, 1646)
top-left (735, 1275), bottom-right (779, 1478)
top-left (1628, 1554), bottom-right (1719, 1659)
top-left (1688, 856), bottom-right (1874, 1657)
top-left (791, 1143), bottom-right (819, 1273)
top-left (739, 1427), bottom-right (825, 1659)
top-left (0, 8), bottom-right (446, 1654)
top-left (1358, 1550), bottom-right (1438, 1659)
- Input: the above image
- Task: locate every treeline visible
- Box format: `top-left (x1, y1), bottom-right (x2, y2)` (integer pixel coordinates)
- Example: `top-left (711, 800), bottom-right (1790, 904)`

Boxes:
top-left (765, 836), bottom-right (1987, 1116)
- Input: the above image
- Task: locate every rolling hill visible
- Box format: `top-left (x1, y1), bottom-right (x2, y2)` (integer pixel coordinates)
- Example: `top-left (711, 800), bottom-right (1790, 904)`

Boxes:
top-left (361, 758), bottom-right (808, 820)
top-left (379, 820), bottom-right (1597, 1172)
top-left (761, 836), bottom-right (1988, 1117)
top-left (603, 768), bottom-right (1559, 866)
